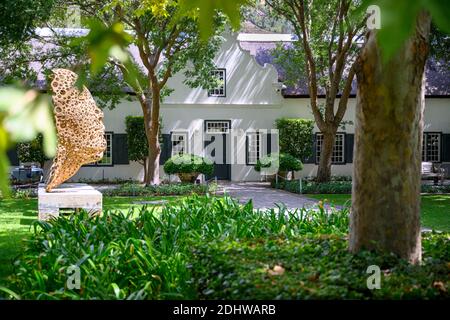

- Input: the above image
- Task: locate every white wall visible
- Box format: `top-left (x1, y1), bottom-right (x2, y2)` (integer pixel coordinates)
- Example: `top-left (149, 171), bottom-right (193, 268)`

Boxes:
top-left (67, 95), bottom-right (449, 182)
top-left (37, 33), bottom-right (450, 182)
top-left (164, 33), bottom-right (282, 106)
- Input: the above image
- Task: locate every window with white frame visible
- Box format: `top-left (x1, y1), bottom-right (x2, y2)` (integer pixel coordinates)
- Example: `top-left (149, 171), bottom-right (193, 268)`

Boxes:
top-left (422, 133), bottom-right (441, 162)
top-left (97, 133), bottom-right (113, 165)
top-left (208, 69), bottom-right (226, 97)
top-left (205, 120), bottom-right (230, 134)
top-left (316, 133), bottom-right (345, 164)
top-left (247, 131), bottom-right (262, 165)
top-left (171, 132), bottom-right (188, 156)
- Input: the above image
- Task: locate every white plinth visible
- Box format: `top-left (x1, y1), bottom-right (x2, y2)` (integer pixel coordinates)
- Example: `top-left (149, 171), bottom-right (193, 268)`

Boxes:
top-left (38, 183), bottom-right (102, 221)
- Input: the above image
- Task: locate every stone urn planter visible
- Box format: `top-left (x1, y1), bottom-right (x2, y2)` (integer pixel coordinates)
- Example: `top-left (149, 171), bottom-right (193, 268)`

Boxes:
top-left (177, 172), bottom-right (199, 183)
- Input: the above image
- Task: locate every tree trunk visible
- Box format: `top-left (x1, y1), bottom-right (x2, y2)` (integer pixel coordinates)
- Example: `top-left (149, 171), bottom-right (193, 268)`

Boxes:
top-left (349, 12), bottom-right (431, 264)
top-left (142, 158), bottom-right (148, 183)
top-left (143, 85), bottom-right (161, 186)
top-left (316, 130), bottom-right (336, 182)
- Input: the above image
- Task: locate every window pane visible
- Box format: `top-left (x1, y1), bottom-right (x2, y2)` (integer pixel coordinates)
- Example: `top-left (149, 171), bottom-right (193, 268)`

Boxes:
top-left (422, 133), bottom-right (441, 162)
top-left (97, 133), bottom-right (112, 165)
top-left (316, 133), bottom-right (345, 164)
top-left (206, 121), bottom-right (229, 134)
top-left (208, 69), bottom-right (226, 97)
top-left (247, 131), bottom-right (261, 165)
top-left (171, 132), bottom-right (188, 156)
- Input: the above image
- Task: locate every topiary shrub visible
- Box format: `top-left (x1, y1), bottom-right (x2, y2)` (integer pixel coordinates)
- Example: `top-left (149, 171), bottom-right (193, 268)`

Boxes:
top-left (255, 153), bottom-right (303, 178)
top-left (164, 154), bottom-right (214, 183)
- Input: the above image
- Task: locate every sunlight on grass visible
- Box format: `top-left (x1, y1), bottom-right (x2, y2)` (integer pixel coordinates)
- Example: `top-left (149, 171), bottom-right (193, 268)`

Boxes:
top-left (308, 194), bottom-right (450, 232)
top-left (0, 195), bottom-right (183, 285)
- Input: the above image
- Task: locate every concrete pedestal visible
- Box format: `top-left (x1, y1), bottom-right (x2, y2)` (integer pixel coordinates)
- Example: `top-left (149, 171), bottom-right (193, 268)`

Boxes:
top-left (38, 183), bottom-right (102, 221)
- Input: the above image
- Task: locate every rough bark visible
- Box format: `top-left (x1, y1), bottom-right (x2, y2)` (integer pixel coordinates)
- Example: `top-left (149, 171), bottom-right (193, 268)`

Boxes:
top-left (316, 130), bottom-right (336, 182)
top-left (142, 84), bottom-right (161, 186)
top-left (349, 11), bottom-right (431, 264)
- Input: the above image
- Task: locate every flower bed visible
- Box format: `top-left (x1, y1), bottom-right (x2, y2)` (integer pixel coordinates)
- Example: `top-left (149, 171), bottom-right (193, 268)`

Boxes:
top-left (2, 196), bottom-right (448, 300)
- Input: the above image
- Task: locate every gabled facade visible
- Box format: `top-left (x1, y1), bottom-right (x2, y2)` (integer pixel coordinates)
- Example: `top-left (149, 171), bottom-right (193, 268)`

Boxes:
top-left (7, 33), bottom-right (450, 182)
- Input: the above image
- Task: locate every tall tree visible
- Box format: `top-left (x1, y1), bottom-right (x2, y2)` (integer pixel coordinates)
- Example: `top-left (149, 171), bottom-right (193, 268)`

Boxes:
top-left (349, 0), bottom-right (449, 263)
top-left (9, 0), bottom-right (226, 185)
top-left (0, 0), bottom-right (247, 193)
top-left (266, 0), bottom-right (365, 182)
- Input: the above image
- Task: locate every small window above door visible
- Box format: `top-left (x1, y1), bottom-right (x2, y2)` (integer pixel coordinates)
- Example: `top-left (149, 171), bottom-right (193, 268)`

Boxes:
top-left (205, 120), bottom-right (230, 134)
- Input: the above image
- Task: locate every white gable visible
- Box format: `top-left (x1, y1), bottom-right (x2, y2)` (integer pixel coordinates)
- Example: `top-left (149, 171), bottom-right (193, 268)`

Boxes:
top-left (164, 33), bottom-right (282, 106)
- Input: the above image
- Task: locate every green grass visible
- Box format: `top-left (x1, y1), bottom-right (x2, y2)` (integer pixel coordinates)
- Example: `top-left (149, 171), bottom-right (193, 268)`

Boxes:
top-left (307, 194), bottom-right (450, 232)
top-left (0, 195), bottom-right (182, 286)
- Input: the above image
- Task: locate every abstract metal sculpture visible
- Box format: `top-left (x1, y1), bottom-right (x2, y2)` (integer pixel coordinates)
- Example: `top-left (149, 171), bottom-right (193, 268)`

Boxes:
top-left (45, 69), bottom-right (106, 192)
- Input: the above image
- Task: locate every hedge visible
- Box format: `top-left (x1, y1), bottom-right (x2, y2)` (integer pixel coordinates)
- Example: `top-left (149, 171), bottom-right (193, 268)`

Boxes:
top-left (275, 118), bottom-right (314, 160)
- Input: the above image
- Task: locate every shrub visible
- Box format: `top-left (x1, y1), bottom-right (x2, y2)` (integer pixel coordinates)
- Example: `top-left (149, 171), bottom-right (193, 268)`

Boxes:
top-left (273, 180), bottom-right (352, 194)
top-left (275, 118), bottom-right (314, 160)
top-left (102, 182), bottom-right (209, 197)
top-left (421, 184), bottom-right (450, 194)
top-left (3, 196), bottom-right (448, 300)
top-left (4, 196), bottom-right (350, 300)
top-left (255, 153), bottom-right (303, 173)
top-left (125, 116), bottom-right (149, 165)
top-left (125, 116), bottom-right (163, 178)
top-left (164, 154), bottom-right (213, 176)
top-left (16, 134), bottom-right (48, 167)
top-left (273, 179), bottom-right (449, 195)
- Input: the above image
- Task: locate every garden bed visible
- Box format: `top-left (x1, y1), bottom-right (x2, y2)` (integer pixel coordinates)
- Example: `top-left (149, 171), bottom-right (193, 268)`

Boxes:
top-left (1, 196), bottom-right (448, 300)
top-left (102, 182), bottom-right (212, 197)
top-left (272, 179), bottom-right (450, 194)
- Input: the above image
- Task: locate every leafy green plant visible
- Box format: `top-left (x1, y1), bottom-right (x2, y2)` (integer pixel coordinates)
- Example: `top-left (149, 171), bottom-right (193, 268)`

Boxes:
top-left (255, 153), bottom-right (303, 174)
top-left (102, 183), bottom-right (209, 197)
top-left (192, 232), bottom-right (449, 300)
top-left (12, 188), bottom-right (35, 199)
top-left (273, 180), bottom-right (352, 194)
top-left (275, 118), bottom-right (314, 161)
top-left (164, 154), bottom-right (214, 176)
top-left (3, 195), bottom-right (448, 300)
top-left (125, 116), bottom-right (148, 166)
top-left (16, 134), bottom-right (48, 167)
top-left (421, 184), bottom-right (450, 194)
top-left (4, 195), bottom-right (349, 299)
top-left (125, 116), bottom-right (163, 177)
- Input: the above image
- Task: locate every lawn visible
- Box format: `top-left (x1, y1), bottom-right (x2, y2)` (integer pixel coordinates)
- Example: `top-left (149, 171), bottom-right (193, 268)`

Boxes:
top-left (0, 195), bottom-right (183, 286)
top-left (307, 194), bottom-right (450, 232)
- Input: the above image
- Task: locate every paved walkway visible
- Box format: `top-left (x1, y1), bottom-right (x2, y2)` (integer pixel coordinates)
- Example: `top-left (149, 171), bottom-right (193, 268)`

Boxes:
top-left (216, 182), bottom-right (318, 210)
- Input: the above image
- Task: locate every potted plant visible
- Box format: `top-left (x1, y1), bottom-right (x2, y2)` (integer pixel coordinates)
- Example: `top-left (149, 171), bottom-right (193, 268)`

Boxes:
top-left (164, 154), bottom-right (214, 183)
top-left (255, 153), bottom-right (303, 181)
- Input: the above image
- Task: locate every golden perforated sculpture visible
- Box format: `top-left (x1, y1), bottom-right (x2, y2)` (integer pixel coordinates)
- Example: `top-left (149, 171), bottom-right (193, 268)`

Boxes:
top-left (45, 69), bottom-right (106, 192)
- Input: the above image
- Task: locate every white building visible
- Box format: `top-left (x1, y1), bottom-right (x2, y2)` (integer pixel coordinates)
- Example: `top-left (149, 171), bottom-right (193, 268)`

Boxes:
top-left (7, 33), bottom-right (450, 182)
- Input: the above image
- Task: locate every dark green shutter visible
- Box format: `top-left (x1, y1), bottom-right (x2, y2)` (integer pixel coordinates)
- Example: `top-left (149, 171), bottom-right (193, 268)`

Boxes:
top-left (7, 147), bottom-right (19, 166)
top-left (442, 134), bottom-right (450, 162)
top-left (112, 134), bottom-right (129, 165)
top-left (160, 134), bottom-right (172, 164)
top-left (245, 134), bottom-right (249, 165)
top-left (266, 133), bottom-right (271, 155)
top-left (345, 134), bottom-right (354, 163)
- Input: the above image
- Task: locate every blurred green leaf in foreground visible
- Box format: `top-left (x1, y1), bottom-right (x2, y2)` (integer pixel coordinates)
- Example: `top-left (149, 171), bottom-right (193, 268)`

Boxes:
top-left (0, 87), bottom-right (56, 197)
